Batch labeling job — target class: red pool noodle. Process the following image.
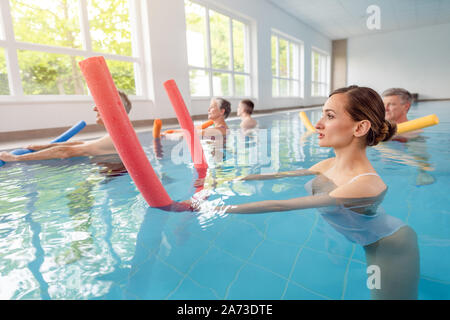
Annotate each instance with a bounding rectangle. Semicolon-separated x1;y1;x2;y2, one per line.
78;56;172;208
163;80;208;171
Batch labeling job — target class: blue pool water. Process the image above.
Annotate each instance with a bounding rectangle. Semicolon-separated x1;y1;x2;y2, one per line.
0;101;449;300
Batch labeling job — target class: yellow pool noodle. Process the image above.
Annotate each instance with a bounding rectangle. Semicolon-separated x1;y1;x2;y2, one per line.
299;111;316;132
396;114;439;134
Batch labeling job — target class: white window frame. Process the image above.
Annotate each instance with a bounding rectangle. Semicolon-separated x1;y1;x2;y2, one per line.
271;30;304;98
185;0;252;99
311;47;330;97
0;0;147;102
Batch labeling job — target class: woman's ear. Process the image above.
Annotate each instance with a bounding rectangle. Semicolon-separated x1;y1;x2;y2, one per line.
354;120;371;137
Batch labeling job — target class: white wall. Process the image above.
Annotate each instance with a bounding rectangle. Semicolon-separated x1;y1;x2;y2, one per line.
347;22;450;100
0;0;331;133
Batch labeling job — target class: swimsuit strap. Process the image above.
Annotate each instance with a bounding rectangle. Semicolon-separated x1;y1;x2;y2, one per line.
347;173;379;184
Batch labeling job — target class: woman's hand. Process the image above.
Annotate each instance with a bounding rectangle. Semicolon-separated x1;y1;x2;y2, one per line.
0;152;18;162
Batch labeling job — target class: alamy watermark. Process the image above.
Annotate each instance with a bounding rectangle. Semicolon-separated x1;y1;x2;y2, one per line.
366;5;381;30
367;265;381;290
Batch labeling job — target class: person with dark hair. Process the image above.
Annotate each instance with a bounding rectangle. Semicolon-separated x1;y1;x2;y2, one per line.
188;85;419;300
0;91;132;162
238;99;257;130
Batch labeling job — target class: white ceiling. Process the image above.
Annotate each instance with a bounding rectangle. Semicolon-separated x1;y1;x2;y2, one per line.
267;0;450;39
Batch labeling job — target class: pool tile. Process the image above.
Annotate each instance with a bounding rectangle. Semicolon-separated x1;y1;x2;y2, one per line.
282;282;329;300
418;277;450;300
418;240;450;282
225;264;286;300
125;258;183;299
188;246;243;298
290;247;348;300
248;239;298;278
160;232;210;274
214;221;263;260
265;213;317;246
168;277;219;300
341;261;371;300
304;218;355;259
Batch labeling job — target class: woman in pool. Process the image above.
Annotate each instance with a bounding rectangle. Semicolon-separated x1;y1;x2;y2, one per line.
189;85;420;300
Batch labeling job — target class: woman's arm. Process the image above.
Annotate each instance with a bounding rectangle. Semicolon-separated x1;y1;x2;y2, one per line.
0;144;89;161
223;194;337;214
237;169;317;181
26;141;85;151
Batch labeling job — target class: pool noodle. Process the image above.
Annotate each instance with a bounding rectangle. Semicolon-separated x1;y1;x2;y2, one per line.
0;120;86;167
299;111;316;132
163;80;208;171
396;114;439;134
153;119;162;138
200;120;214;129
78;56;173;208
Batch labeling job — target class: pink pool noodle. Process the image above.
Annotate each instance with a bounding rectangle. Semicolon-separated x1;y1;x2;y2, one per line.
78;56;172;208
163;80;208;171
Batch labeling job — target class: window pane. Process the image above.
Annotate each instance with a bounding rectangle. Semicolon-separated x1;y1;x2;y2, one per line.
88;0;132;56
271;35;277;76
210;10;230;70
189;69;210;96
280;79;288;96
0;48;10;95
313;52;319;82
290;80;299;97
289;42;299;80
185;0;208;68
320;55;327;83
235;74;250;97
233;20;245;72
17;50;86;95
279;38;287;78
10;0;82;49
272;78;278;97
105;59;136;95
311;82;319;96
212;72;231;96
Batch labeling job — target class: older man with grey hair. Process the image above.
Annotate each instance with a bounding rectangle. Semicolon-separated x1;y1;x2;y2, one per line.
382;88;413;124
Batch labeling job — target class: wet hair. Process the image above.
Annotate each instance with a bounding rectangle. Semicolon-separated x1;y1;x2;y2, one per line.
329;85;397;146
240;99;255;115
118;90;132;114
382;88;413;105
215;97;231;119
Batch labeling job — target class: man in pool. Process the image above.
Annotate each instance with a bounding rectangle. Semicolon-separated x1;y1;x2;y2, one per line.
382;88;417;141
237;99;258;131
0;91;132;162
381;87;435;185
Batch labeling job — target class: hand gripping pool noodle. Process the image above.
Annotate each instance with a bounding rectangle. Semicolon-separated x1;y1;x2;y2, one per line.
78;56;173;208
299;111;316;132
396;114;439;134
163;79;208;171
0;120;86;168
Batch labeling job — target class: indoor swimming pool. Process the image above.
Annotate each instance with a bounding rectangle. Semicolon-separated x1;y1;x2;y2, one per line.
0;101;449;300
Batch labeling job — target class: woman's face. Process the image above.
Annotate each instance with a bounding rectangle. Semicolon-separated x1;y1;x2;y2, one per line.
208;99;223;120
315;93;357;148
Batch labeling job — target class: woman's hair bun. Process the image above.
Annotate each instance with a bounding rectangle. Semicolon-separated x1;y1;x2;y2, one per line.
374;120;397;145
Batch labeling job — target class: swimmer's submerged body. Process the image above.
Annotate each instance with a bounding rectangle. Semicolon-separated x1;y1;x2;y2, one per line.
188;85;420;299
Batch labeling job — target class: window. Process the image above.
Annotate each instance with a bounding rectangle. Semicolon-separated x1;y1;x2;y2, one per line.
271;32;303;98
311;49;330;97
185;0;251;98
0;0;143;97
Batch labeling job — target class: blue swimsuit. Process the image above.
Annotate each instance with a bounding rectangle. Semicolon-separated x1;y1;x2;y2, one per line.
305;173;406;246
